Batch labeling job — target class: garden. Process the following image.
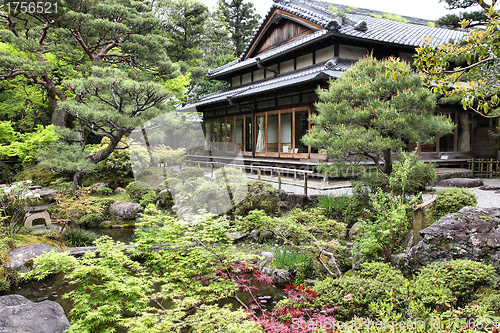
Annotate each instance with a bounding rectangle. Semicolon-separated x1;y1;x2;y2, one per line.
1;146;499;332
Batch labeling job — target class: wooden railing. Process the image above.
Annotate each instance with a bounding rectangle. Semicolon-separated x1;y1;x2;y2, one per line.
468;158;500;178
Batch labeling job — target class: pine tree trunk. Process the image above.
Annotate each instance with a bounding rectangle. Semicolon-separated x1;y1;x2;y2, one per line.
73;171;85;196
383;148;393;175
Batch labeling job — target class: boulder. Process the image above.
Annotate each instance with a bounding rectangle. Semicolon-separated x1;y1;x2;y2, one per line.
256;251;274;270
408;207;500;272
109;201;143;220
271;269;293;285
0;294;69;333
91;182;109;193
225;232;247;242
437;178;484;188
7;244;60;273
348;221;362;240
479;185;500;191
114;187;126;195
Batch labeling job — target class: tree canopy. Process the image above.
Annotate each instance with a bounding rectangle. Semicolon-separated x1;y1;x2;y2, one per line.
415;4;500;117
217;0;261;56
303;56;454;175
0;0;176;126
435;0;494;28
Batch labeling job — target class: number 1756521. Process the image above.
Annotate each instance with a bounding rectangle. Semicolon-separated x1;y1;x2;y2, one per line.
4;2;58;14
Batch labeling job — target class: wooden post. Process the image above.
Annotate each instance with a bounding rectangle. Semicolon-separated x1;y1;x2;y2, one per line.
278;170;282;190
412;197;436;246
258;167;261;180
211;162;214;178
412;209;423;246
304;173;308;196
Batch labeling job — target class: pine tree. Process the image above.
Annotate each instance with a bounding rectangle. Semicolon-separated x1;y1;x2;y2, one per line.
217;0;261;56
435;0;494;28
303;56;454;175
0;0;174;126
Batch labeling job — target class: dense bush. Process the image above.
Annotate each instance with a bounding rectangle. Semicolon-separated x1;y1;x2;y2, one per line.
272;245;314;284
77;212;106;228
359;152;435;196
235;180;280;216
126;181;157;204
15;165;61;186
355;190;416;261
316;194;350;220
92;138;133;188
95;186;113;196
176;166;204;180
429;187;477;221
313;275;389;320
356;262;406;286
62;228;99;247
415;259;496;306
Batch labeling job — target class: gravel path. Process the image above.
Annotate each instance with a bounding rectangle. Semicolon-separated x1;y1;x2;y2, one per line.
266;176;500;208
422;178;500;208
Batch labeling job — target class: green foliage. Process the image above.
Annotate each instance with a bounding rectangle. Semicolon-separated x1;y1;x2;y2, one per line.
94;187;113;196
381;13;409;22
126;181;156;204
217;0;261;55
91;138;133;188
415;6;500;116
304;56;454;175
177;166;204;180
316;194;350;220
355;190;417;261
15;165;61;186
272;245;314;283
235;180;280;216
139;191;158;207
429;187;478;221
343;184;372;228
357;262;406;286
77;212;106;228
0;122;58;164
25;237;152;333
314;275;389;320
62;228;99;247
416;259;497;306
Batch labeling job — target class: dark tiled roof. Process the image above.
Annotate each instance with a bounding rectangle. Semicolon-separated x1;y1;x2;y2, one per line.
208;0;467;78
182;58;353;110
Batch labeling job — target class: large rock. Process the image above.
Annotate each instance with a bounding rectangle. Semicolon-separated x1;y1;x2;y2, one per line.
408;207;500;272
437;178;484;188
7;244;60;273
109;201;143;220
0;295;69;333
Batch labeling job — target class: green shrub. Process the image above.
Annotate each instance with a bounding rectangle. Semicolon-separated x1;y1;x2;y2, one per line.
429;187;477;221
316;194;350;220
356;262;406;286
343;183;371;227
126;181;156;204
272;245;314;284
177;166;204;180
95;186;113;196
314;275;389;320
15;165;61;186
77;212;106;228
139;191;158;207
360;152;435;196
92;197;116;210
235;180;279;216
415;259;496;306
355;190;416;261
62;228;99;247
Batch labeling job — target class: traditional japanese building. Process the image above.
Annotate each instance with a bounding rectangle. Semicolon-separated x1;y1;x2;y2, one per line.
184;0;499;164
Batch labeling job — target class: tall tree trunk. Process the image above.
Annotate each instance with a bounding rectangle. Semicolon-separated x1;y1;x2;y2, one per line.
383;148;393;175
72;170;85;196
